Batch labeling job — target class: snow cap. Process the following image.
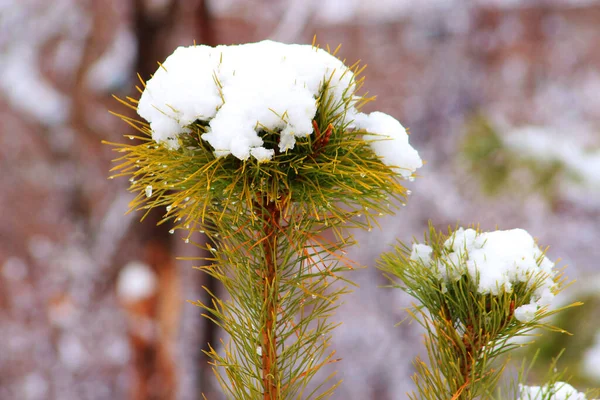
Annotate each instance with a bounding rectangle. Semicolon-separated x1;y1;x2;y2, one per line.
410;228;557;322
137;40;421;177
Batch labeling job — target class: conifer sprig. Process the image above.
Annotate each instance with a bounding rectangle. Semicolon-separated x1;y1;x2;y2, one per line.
378;224;581;400
105;49;414;398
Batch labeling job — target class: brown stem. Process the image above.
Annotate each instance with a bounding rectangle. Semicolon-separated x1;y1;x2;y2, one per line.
260;196;281;400
310;121;333;159
448;299;516;400
440;303;479;400
459;324;478;389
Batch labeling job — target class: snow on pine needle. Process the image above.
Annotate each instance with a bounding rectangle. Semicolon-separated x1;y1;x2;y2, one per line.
136;40;421;168
409;227;557;322
383;226;566;329
106;40;422;237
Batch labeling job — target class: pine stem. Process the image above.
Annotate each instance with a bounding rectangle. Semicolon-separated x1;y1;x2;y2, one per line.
456;323;478;400
260;196;280;400
441;304;478;400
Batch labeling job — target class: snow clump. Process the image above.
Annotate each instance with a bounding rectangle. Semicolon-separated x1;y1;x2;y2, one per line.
518;382;588;400
353;111;422;178
409;228;556;323
137;40;421;177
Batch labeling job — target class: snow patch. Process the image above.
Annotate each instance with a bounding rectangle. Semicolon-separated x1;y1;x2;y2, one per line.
138;41;349;157
85;27;136;93
518;382;587;400
411;228;556;322
354;111;423;178
137;40;421;177
503;126;600;189
21;373;48;400
2;257;28;281
104;336;131;365
583;331;600;380
0;0;90;125
117;261;157;302
514;303;537;323
57;334;88;370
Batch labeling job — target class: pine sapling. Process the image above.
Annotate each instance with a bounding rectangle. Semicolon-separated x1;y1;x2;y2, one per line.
378;224;586;399
105;40;422;399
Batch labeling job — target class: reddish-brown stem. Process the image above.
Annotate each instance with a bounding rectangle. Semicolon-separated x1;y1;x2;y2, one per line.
445;299;516;400
311;121;333;158
260;196;281;400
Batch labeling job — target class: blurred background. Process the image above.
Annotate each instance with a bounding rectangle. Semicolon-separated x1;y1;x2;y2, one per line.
0;0;599;399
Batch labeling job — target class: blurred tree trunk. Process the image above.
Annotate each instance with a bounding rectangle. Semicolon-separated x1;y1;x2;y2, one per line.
191;2;221;398
130;1;181;399
129;1;219;399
